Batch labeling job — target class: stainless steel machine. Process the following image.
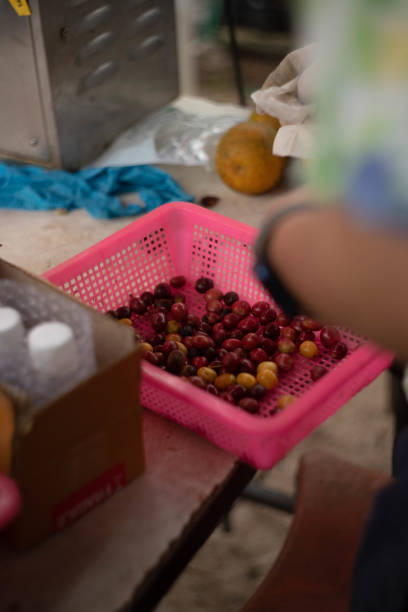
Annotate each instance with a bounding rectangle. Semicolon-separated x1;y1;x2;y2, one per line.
0;0;179;169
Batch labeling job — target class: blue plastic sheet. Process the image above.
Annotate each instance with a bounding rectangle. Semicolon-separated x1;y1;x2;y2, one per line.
0;163;194;219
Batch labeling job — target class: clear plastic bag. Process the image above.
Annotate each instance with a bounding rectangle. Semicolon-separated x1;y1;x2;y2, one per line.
92;104;248;169
153;107;242;167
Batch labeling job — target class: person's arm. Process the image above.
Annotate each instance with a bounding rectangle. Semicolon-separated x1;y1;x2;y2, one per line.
266;203;408;359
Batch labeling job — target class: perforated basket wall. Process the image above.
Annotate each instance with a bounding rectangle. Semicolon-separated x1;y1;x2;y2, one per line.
45;202;393;469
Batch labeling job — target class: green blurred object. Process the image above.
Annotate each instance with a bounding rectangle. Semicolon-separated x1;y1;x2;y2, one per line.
199;1;223;40
302;0;408;201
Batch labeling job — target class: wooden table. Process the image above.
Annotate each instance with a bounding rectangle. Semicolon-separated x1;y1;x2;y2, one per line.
0;159;282;611
0;412;253;612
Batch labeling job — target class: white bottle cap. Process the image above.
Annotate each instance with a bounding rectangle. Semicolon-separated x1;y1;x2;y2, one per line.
0;307;25;353
27;321;79;378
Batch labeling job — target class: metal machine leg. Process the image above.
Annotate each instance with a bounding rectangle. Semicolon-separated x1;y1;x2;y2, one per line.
241;482;295;513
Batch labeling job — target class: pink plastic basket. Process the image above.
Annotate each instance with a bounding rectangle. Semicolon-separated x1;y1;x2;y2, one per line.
44;202;393;469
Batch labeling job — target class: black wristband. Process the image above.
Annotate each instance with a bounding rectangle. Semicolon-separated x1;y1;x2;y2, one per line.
254;204;316;317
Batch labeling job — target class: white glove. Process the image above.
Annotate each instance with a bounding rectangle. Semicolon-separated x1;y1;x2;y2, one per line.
251;44;316;159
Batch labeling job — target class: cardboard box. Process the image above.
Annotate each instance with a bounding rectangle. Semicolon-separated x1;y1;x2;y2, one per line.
0;258;144;549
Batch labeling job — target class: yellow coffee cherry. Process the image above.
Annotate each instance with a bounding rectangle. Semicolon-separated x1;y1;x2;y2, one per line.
278;394;296;410
197;367;217;383
139;342;153;354
167;320;180;334
166;333;182;343
215;373;236;390
236;372;257;390
176;341;188;356
119;318;132;326
299;340;319;359
256;369;278;390
257;361;278;375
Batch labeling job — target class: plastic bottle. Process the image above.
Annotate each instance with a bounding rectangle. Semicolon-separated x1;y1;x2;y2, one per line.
0;307;30;391
27;319;96;406
0;307;24;357
27;321;79;380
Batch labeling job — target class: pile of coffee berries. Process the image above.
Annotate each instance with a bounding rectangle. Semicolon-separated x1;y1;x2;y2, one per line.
107;277;348;414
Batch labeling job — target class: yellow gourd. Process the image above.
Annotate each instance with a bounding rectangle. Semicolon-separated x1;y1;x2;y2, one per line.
215;119;285;195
